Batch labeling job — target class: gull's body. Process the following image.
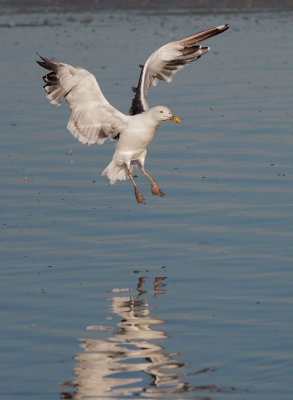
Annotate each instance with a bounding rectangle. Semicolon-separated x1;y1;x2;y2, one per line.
37;24;228;203
103;107;172;182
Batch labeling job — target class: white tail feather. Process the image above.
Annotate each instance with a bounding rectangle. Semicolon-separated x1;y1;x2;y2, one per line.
101;160;128;185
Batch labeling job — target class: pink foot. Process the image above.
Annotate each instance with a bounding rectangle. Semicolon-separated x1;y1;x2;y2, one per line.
151;184;165;197
135;188;145;204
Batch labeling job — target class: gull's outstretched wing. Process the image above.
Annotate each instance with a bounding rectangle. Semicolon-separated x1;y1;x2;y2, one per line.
129;24;229;115
37;55;129;145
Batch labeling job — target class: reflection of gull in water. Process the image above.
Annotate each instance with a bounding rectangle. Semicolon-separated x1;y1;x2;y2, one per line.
59;276;234;399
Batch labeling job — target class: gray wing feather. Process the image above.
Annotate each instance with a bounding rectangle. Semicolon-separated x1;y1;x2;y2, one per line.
129;24;229;115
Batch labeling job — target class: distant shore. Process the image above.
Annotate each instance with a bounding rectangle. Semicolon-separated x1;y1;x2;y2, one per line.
1;0;293;14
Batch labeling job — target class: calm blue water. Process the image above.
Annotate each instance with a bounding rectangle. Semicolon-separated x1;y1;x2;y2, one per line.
1;6;293;400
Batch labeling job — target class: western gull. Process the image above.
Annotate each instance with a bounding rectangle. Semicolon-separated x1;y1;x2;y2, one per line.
37;24;229;203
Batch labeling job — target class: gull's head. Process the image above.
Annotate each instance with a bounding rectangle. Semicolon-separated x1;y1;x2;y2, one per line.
151;106;181;124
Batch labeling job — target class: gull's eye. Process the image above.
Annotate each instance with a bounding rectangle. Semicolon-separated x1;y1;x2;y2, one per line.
160;110;163;113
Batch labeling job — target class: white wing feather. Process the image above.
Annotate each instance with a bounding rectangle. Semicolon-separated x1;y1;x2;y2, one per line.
38;56;129;145
129;24;229;115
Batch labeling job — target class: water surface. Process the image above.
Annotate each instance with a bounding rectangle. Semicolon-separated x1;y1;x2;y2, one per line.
1;4;293;400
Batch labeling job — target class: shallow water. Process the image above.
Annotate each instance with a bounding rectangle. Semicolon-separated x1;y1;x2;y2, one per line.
1;4;293;400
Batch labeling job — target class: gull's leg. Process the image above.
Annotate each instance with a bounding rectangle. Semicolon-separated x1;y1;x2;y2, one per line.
128;168;145;204
141;166;165;197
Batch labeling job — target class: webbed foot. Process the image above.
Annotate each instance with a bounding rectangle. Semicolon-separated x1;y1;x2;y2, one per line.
151;184;165;197
135;188;146;204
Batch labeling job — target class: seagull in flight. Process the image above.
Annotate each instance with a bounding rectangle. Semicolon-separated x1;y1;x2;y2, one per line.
37;24;229;203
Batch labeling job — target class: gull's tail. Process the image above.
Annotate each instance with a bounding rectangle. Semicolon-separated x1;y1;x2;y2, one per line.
101;160;129;185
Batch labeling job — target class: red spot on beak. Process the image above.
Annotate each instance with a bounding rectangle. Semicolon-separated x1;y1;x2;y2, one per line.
171;115;180;123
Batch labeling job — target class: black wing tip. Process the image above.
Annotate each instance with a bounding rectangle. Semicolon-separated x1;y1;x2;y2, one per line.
36;52;46;64
218;24;229;32
36;53;57;71
36;52;50;61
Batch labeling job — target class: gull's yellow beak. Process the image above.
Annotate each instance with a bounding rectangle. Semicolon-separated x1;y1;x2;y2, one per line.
170;115;181;124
